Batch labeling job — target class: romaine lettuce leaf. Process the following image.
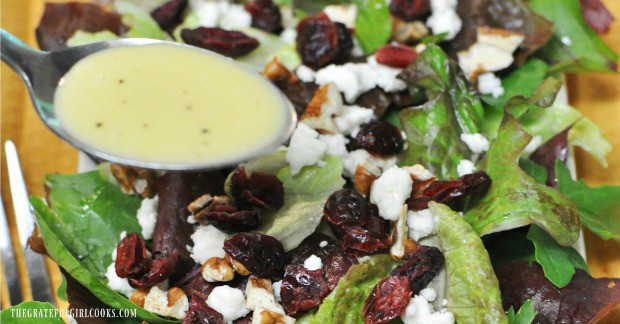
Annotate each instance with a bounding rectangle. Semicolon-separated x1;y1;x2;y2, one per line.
30;171;175;323
463;114;581;246
67;30;120;47
236;152;346;250
432;202;507;324
114;0;167;40
1;302;64;324
520;101;611;167
304;254;395;323
354;0;391;54
556;161;620;242
529;0;618;73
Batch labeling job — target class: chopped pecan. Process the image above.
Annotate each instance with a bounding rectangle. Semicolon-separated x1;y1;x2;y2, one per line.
109;164;156;198
261;58;298;85
181;27;260;58
391;17;429;43
354;164;377;197
300;84;344;134
202;257;235;282
130;289;149;308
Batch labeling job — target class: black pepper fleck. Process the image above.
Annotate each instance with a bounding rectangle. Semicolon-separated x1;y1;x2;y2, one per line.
201;128;209;134
142;123;149;128
185;105;192;110
119;79;124;84
95;122;103;128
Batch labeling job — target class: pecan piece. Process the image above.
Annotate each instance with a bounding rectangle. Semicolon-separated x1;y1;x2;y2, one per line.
181;27;259;58
109;164;156;198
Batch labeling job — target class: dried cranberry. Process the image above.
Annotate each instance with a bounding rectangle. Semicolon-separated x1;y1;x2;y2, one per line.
181;27;259;58
223;233;286;279
363;276;412;324
324;189;370;229
322;252;355;290
245;0;283;34
333;22;353;63
366;204;391;235
183;295;224;324
197;208;262;233
297;12;351;69
151;0;187;31
342;228;391;256
406;171;492;209
280;265;330;316
115;233;150;278
375;44;418;68
230;168;284;210
391;246;444;294
129;254;179;289
355;121;404;156
389;0;430;22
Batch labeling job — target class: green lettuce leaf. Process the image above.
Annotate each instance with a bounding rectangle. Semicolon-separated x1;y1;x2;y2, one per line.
520;102;611;167
463;114;580;246
31;171;174;323
243;153;345;250
354;0;392;54
399;96;470;179
529;0;618;73
67;30;120;47
238;28;301;71
556;161;620;242
431;202;507;324
519;158;548;185
292;0;347;15
398;45;484;178
1;302;64;324
114;0;167;40
305;255;395;323
507;299;537;324
526;225;589;288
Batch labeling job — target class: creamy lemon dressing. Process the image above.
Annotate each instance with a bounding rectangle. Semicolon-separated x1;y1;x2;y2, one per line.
54;43;287;166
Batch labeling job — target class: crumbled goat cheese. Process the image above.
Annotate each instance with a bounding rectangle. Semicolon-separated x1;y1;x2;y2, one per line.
192;1;251;30
442;299;449;307
460;133;490;154
296;65;316;82
272;280;283;303
303;255;323;271
319;134;349;159
457;159;477;177
314;57;407;102
403;164;435;181
477;72;505;98
189;225;228;264
136;195;158;240
426;0;462;40
370;167;414;221
187;215;196;224
324;4;357;28
351;37;365;57
280;27;297;44
286;123;327;175
279;5;299;28
206;286;251;322
105;263;135;298
401;295;455;324
407;209;436;241
524;135;543;154
419;287;437;302
334;105;375;136
458;27;525;76
342;149;397;179
561;36;573;46
319;241;329;248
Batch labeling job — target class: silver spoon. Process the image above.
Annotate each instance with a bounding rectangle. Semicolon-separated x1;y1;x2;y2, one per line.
1;29;296;171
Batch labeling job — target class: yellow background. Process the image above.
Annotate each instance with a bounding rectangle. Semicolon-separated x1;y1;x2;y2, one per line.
1;0;619;321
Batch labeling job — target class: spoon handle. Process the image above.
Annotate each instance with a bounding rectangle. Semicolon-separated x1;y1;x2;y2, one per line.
1;29;42;83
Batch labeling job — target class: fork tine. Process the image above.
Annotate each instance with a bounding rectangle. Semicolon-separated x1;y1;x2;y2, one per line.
0;195;24;305
4;140;55;305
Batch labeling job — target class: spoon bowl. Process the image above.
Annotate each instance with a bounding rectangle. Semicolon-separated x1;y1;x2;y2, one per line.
1;29;296;171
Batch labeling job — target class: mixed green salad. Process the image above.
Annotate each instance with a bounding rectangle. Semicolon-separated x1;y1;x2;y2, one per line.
3;0;620;323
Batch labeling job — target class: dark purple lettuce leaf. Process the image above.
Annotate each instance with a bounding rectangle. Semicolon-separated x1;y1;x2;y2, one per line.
452;0;553;64
495;261;620;324
35;2;127;51
152;171;225;283
529;125;571;188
